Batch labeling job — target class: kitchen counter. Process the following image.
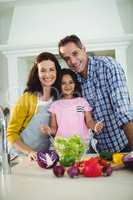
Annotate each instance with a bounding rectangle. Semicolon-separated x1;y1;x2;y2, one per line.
0;156;133;200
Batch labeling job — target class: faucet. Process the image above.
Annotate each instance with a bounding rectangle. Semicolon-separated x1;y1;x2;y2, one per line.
0;107;11;174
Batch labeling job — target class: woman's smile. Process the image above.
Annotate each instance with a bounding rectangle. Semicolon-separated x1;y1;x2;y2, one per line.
38;60;57;87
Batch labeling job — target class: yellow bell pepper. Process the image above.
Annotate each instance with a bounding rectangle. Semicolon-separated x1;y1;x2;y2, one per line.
112;153;124;165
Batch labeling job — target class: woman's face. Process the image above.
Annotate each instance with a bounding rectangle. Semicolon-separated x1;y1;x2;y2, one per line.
61;74;75;98
38;60;57;87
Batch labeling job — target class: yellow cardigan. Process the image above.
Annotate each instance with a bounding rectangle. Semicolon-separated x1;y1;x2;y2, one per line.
7;92;37;144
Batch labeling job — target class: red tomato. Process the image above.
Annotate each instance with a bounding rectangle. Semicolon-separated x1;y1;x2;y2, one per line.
99;158;107;167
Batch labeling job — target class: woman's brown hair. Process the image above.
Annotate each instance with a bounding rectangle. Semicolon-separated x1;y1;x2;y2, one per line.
24;52;61;99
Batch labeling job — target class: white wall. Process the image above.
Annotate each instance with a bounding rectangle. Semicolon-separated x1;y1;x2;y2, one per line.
8;0;124;45
0;7;13;106
0;0;133;106
117;0;133;103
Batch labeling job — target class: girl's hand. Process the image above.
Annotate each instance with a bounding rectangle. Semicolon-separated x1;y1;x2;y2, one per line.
94;122;104;133
40;125;52;135
28;151;37;161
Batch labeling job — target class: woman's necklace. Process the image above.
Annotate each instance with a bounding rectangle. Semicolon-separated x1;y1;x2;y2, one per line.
38;87;51;101
39;94;51;101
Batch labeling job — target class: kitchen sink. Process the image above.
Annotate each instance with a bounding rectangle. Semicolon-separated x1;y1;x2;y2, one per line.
0;154;19;173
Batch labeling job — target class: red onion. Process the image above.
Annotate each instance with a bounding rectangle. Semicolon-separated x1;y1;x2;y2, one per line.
67;166;80;178
53;165;65;177
102;165;113;176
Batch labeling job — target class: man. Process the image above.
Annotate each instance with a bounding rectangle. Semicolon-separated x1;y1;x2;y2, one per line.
58;34;133;153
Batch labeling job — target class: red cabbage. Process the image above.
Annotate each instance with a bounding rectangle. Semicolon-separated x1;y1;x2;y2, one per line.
37;150;59;169
122;154;133;170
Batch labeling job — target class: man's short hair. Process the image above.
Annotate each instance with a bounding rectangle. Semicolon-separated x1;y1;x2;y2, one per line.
58;35;83;56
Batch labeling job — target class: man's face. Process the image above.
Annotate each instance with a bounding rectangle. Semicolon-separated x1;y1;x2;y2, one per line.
59;42;88;74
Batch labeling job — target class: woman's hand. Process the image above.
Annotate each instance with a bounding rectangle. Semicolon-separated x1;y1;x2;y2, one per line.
40;125;52;135
28;151;37;161
94;122;104;133
13;139;37;161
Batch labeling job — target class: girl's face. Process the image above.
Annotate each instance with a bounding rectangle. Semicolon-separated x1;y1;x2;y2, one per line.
61;74;75;98
38;60;57;87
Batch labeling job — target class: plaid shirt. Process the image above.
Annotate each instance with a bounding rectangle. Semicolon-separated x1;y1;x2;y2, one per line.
77;56;133;152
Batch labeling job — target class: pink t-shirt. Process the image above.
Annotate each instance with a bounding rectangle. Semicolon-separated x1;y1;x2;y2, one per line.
48;97;92;142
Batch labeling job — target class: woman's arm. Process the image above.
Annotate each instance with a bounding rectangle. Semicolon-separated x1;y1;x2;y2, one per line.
84;111;103;133
7;93;33;144
7;93;37;160
13;139;37;161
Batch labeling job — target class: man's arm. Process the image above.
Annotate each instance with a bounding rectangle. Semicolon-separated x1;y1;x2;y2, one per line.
105;58;133;150
122;122;133;150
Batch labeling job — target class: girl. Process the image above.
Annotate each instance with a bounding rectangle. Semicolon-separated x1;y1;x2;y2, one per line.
41;68;103;143
7;52;61;161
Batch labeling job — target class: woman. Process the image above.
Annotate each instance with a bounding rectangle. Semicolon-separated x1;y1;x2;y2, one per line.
7;52;61;161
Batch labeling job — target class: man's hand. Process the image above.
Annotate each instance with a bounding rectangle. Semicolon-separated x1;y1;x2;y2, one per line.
94;121;104;133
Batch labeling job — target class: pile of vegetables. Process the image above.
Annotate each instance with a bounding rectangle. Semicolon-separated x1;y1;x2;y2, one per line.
52;157;113;178
36;150;113;178
36;135;86;169
76;157;112;177
53;135;87;167
37;135;130;178
100;151;133;171
36;147;133;179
